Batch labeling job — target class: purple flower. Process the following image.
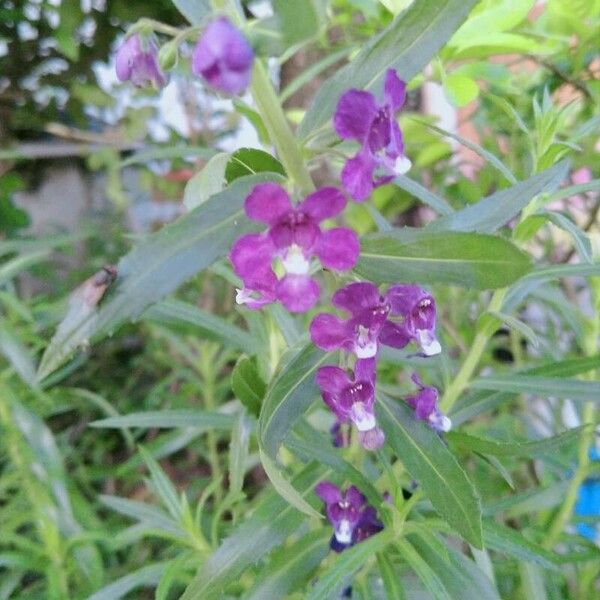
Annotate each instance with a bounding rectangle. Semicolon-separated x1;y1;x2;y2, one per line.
230;183;359;313
406;373;451;432
115;34;167;88
315;481;383;552
333;69;411;201
192;16;254;95
316;359;384;450
310;282;440;359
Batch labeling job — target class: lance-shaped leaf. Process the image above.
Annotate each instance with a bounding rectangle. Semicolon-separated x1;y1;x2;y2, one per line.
299;0;478;138
427;160;569;233
355;229;532;289
37;174;279;380
377;394;483;547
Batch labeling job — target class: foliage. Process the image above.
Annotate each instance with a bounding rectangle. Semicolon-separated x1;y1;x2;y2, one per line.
1;0;599;598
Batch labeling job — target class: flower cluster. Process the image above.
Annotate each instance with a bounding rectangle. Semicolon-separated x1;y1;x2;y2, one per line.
315;481;383;552
116;16;253;95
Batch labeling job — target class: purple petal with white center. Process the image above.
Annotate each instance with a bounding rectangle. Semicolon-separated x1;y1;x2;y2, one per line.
301;187;347;222
244;183;291;224
384;69;406;111
341;151;376;201
340;380;374;413
315;228;360;271
235;269;277;310
275;274;320;312
333;90;378;142
332;282;381;315
310;313;351;352
315;481;342;504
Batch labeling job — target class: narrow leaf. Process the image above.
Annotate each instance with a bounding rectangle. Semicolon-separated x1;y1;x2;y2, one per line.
231;355;266;416
89;410;235;430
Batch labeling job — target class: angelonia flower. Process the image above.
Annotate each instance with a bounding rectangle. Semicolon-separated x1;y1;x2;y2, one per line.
315;481;383;552
230;183;359;313
333;69;411;201
115;33;168;88
192;16;254;95
310;282;441;359
406;373;451;433
316;358;385;450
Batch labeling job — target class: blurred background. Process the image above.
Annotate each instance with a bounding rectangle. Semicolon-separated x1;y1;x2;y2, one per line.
0;0;598;597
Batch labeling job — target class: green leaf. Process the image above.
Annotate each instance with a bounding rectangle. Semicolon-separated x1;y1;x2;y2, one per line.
470;374;600;402
118;145;214;167
259;344;329;459
259;449;322;518
444;74;479;107
37;174;279;380
181;463;328;600
183;152;230;211
307;530;394;600
87;562;169;600
89;410;235;430
544;211;593;264
355;229;532;289
228;412;252;498
272;0;321;47
409;536;501;600
298;0;478;138
396;538;452;600
393;175;454;215
447;426;586;459
144;299;258;354
0;324;38;388
224;148;286;183
233;100;270;145
231;355;266;417
482;520;560;570
452;355;600;425
378;394;483;547
246;530;330;600
487;310;539;350
377;553;406;600
138;445;181;521
0;250;50;286
171;0;211;25
427;160;569;233
483;480;570;518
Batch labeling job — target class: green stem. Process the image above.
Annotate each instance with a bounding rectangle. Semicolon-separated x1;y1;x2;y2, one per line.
440;288;507;412
212;0;314;194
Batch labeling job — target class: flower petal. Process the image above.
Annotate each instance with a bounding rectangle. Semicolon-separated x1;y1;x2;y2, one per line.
315;481;342;505
384;69;406;111
276;274;320;312
332;282;381;315
341;151;376;202
315;228;360;271
354;358;377;383
358;427;385;450
301;187;347;221
230;233;274;280
345;486;366;510
378;321;411;350
316;365;352;396
245;183;292;224
333;90;378;142
310;313;351;351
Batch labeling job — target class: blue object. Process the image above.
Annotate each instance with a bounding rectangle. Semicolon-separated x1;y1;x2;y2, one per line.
574;448;600;541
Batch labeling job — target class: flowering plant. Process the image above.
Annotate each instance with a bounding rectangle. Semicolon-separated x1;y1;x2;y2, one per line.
24;0;600;598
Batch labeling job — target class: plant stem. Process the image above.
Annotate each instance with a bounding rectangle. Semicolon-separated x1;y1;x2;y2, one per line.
440;288;507;412
212;0;314;194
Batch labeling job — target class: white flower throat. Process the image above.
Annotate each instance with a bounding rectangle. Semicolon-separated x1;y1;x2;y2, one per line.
282;244;310;275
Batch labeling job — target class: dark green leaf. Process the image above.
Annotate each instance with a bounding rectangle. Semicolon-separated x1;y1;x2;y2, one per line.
225;148;286;183
470;374;600;402
145;299;258;354
307;530;394;600
37;174;279;380
427;160;569;233
89;410;235;430
181;463;328;600
299;0;478;138
231;355;266;417
355;229;532;289
378;394;483;547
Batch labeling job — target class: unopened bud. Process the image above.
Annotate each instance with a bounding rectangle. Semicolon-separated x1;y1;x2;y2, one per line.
158;41;178;71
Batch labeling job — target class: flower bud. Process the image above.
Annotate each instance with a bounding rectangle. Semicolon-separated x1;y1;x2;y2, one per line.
115;33;168;89
158;41;178;71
